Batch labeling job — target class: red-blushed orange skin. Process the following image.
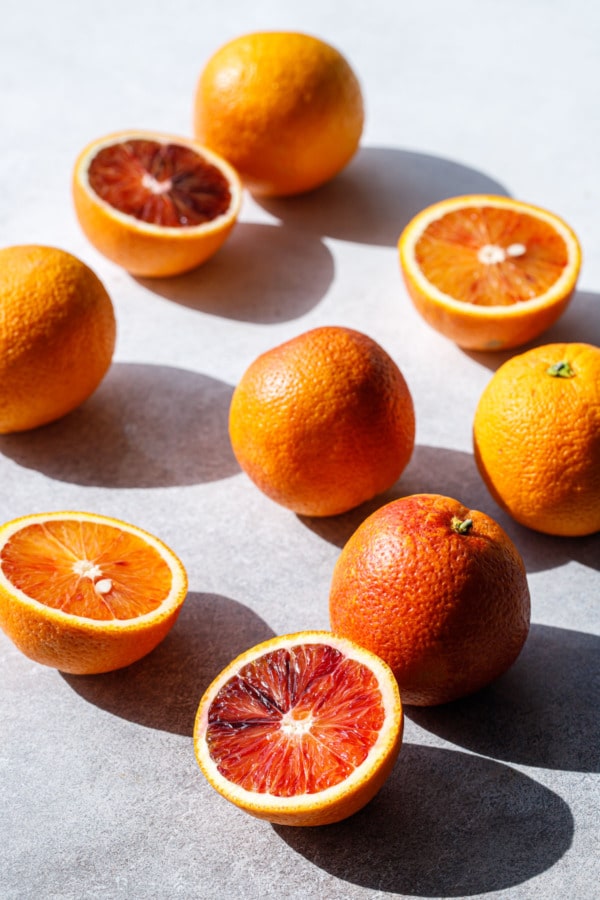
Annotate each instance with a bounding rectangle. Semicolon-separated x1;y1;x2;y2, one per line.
229;326;416;517
329;494;531;706
473;343;600;536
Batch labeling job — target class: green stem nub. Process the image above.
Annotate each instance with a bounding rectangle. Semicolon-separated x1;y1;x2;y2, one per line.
451;516;473;535
547;360;575;378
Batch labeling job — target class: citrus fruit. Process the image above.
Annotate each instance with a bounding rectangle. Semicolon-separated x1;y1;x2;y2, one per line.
0;511;188;674
193;32;364;197
398;194;581;350
72;130;242;277
473;342;600;536
228;326;415;517
0;245;116;433
329;493;531;706
193;631;403;826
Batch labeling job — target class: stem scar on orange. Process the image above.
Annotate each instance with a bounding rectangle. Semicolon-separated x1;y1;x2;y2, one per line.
72;130;242;277
0;512;188;674
473;342;600;536
228;326;416;517
193;631;403;826
329;494;531;706
398;194;581;350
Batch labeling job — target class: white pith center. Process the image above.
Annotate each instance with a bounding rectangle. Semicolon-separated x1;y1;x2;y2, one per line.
72;559;113;594
477;242;527;264
280;710;314;738
141;172;172;195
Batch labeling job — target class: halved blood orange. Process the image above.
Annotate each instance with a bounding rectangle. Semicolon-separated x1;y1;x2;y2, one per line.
398;195;581;350
0;511;188;674
194;631;403;826
72;130;243;277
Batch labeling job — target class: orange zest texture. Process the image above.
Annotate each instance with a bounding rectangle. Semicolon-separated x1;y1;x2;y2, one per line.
194;32;364;197
473;342;600;536
329;494;531;706
229;326;415;517
0;245;115;433
194;632;403;825
398;195;581;350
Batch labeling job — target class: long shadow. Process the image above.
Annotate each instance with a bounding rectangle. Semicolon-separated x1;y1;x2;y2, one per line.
0;362;239;488
274;744;573;896
135;221;334;323
257;145;510;246
61;593;275;736
465;289;600;372
407;623;600;772
300;443;599;573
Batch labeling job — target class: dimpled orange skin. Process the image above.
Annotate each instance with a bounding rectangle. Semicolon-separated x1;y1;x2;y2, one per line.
329;494;531;706
229;327;416;517
0;246;116;433
473;343;600;536
194;32;364;197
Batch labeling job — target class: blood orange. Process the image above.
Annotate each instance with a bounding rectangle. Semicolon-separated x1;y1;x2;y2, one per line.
0;511;188;674
329;494;531;705
72;130;242;277
194;631;403;826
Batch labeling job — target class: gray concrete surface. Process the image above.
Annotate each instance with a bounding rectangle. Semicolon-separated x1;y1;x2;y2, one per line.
1;1;599;897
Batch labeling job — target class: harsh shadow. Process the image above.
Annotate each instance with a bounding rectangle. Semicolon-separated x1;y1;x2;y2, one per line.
299;444;600;573
406;624;600;773
465;289;600;372
61;593;275;736
135;221;334;323
274;744;573;896
257;146;510;246
0;362;239;488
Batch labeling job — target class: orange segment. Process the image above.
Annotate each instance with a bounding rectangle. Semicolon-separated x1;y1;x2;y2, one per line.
194;632;403;825
398;195;581;350
0;512;188;674
72;130;242;277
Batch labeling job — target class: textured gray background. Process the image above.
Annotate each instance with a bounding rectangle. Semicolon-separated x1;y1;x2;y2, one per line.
1;1;599;898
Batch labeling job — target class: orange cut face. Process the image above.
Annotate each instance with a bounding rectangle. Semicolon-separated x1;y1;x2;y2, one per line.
204;643;385;796
414;206;570;306
0;519;173;620
87;139;233;227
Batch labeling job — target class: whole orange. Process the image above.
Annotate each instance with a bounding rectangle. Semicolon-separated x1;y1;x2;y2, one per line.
329;494;531;705
229;326;415;517
0;245;116;433
193;32;364;197
473;342;600;536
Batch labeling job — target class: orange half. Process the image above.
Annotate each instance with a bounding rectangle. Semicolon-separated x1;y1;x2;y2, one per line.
398;194;581;350
0;511;188;674
73;130;243;277
194;631;403;826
